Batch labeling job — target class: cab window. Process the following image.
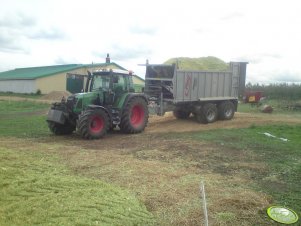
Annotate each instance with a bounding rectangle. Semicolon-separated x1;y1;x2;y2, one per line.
91;75;110;90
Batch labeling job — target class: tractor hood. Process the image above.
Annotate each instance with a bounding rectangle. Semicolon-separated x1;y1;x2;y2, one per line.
70;91;103;114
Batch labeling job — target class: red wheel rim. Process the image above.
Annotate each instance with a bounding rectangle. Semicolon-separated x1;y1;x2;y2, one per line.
131;105;144;127
90;116;104;133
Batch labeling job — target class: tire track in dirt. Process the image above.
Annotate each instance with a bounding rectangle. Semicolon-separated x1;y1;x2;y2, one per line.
146;112;301;133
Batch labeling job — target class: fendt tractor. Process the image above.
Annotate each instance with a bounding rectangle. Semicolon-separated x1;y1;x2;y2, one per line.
47;69;148;139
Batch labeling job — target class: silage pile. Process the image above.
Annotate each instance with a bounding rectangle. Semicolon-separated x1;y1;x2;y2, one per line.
40;91;72;101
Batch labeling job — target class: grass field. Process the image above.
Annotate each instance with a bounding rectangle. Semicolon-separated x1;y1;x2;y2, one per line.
0;99;300;225
0;100;50;138
0;99;49;113
0;92;43;99
185;124;301;211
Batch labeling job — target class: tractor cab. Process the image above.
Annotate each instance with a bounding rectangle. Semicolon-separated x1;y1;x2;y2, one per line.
86;69;135;106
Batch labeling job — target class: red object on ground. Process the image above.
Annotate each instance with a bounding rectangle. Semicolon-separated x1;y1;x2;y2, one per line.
244;91;263;103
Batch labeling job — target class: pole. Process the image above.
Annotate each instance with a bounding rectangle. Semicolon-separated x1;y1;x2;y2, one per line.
200;181;209;226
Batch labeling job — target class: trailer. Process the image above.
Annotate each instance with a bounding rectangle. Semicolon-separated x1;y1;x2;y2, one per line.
145;62;248;123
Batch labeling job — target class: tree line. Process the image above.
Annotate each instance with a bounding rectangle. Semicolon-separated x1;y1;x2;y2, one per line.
245;83;301;100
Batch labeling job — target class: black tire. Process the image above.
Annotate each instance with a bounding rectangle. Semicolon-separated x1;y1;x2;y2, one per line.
218;101;235;120
194;112;203;123
120;97;148;133
48;121;75;135
78;109;109;139
196;103;218;124
47;103;75;135
173;108;191;119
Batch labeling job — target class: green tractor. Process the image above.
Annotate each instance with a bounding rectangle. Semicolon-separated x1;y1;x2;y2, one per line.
47;69;149;139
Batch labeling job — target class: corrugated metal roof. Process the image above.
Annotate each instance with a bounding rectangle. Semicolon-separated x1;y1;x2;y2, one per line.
0;63;126;80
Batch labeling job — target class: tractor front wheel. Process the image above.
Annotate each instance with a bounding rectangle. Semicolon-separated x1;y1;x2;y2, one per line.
78;109;109;139
48;121;75;135
120;97;149;133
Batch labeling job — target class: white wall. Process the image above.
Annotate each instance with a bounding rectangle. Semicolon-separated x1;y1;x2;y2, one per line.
0;79;37;93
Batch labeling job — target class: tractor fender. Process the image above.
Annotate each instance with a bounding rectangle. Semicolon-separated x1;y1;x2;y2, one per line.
122;93;148;111
87;105;112;121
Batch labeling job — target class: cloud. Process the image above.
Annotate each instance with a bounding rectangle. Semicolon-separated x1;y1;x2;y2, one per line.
0;13;36;53
261;53;282;59
272;71;301;83
0;12;67;54
195;27;209;34
0;12;36;28
220;12;244;21
235;53;282;64
93;44;152;61
54;56;80;65
28;27;67;40
129;25;157;35
0;29;29;53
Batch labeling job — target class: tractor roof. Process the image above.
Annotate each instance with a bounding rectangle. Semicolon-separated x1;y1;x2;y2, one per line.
92;68;132;75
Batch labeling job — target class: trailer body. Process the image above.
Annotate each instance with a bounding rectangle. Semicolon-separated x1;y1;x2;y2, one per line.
145;62;247;123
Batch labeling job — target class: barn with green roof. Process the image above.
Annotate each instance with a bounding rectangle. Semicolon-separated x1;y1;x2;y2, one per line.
0;55;145;94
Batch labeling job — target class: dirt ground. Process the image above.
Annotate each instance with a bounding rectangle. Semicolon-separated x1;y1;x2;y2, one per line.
146;111;301;133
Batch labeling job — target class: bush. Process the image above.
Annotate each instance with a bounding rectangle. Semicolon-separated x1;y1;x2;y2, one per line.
36;89;41;95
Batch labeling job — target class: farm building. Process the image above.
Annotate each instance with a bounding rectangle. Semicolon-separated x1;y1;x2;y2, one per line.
0;55;145;94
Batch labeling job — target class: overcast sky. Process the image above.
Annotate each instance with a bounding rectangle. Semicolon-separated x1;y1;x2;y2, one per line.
0;0;300;84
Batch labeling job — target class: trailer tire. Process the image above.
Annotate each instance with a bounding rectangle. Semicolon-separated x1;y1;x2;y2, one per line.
120;97;148;133
78;109;109;139
196;103;218;124
218;101;235;120
173;108;191;119
194;112;204;124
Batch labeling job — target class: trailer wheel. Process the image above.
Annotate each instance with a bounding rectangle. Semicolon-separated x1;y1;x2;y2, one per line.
173;108;191;119
120;97;149;133
196;103;218;124
78;109;109;139
218;101;235;120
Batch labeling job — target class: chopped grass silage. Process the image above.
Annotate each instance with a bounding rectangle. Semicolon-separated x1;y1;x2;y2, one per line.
0;147;155;226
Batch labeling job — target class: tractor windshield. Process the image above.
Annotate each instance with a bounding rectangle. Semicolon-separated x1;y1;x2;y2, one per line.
90;74;111;91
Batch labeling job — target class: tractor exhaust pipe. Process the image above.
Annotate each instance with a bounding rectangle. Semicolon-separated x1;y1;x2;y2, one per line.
85;71;92;92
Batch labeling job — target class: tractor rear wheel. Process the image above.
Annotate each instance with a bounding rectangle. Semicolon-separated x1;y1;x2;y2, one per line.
218;101;235;120
48;121;75;135
120;97;148;133
78;109;109;139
